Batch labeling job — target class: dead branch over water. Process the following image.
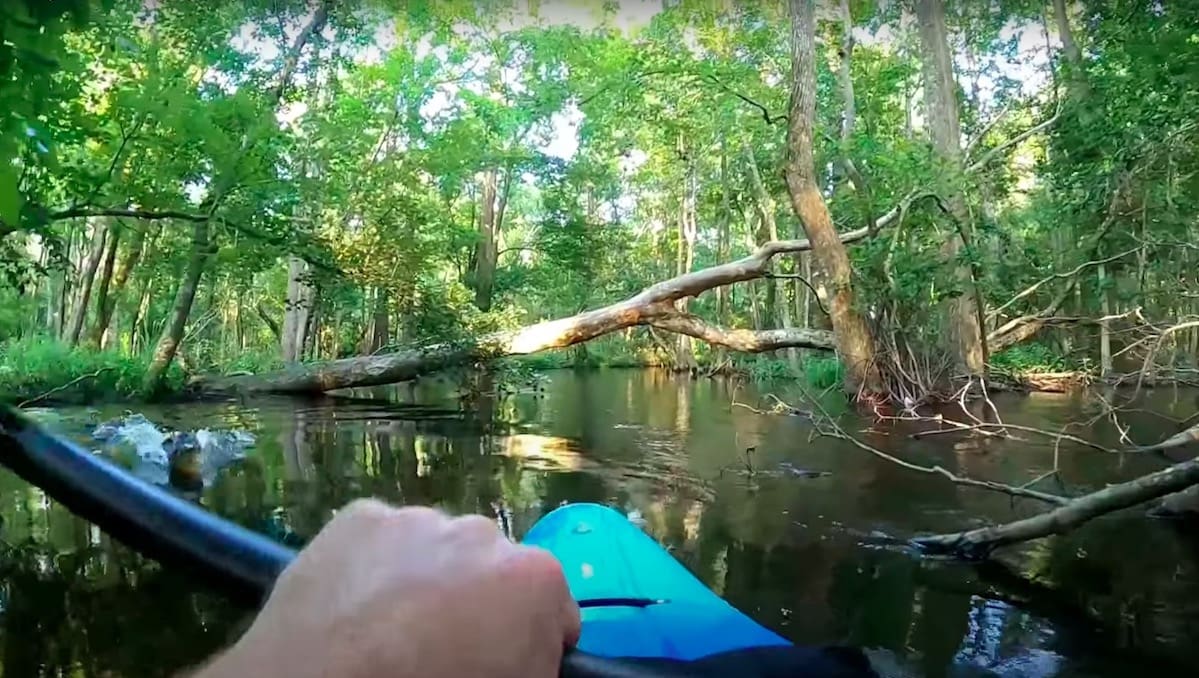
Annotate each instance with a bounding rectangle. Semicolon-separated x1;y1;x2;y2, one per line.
738;386;1199;560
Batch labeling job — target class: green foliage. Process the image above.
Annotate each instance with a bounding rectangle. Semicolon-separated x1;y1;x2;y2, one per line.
4;0;1199;397
0;336;184;403
989;344;1068;374
221;349;283;375
802;357;845;390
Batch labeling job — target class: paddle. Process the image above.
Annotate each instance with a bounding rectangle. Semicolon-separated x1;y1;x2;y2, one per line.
0;407;634;678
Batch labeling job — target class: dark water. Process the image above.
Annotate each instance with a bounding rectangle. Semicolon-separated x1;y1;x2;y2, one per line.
6;370;1199;677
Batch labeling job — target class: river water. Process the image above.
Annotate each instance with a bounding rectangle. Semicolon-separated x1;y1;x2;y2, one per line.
4;369;1199;677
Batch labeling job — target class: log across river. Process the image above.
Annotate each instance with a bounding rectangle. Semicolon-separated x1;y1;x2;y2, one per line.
9;370;1199;676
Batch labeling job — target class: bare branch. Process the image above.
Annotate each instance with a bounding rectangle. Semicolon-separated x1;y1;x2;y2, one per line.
764;272;829;316
754;389;1068;506
1133;320;1199;398
963;100;1014;158
965;102;1063;174
909;419;1122;454
987;246;1141;321
49;207;210;222
648;312;834;352
17;368;116;408
915;455;1199;558
269;1;332;103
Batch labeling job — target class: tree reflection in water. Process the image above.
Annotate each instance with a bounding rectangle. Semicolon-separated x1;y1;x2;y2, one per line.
3;371;1199;676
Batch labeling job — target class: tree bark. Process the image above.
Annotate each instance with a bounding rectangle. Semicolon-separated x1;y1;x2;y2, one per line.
916;0;986;377
196;236;843;394
66;220;108;346
142;220;210;393
783;0;880;393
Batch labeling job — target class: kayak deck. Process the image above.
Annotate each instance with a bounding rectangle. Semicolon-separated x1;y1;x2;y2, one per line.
523;503;790;660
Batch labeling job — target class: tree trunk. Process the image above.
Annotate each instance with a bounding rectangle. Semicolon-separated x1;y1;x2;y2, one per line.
716;137;731;327
370;288;390;353
783;0;879;394
143;220;210;393
140;3;328;389
674;146;698;372
1052;0;1081;67
741;212;764;330
1098;261;1112;376
798;253;812;329
472;169;506;312
916;0;986;377
743;141;797;369
96;224;147;349
303;293;320;360
256;302;281;341
88;226;121;348
129;277;152;353
66;220;108;346
281;256;313;363
837;0;856;143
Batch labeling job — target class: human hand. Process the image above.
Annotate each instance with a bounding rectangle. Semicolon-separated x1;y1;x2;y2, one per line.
194;499;580;678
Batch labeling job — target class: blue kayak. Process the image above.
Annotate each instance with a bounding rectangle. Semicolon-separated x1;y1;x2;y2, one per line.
523;503;791;661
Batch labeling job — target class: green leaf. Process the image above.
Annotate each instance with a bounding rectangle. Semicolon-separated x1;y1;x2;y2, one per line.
0;165;20;226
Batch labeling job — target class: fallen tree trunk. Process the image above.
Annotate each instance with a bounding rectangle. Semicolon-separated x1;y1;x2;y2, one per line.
195;237;843;394
914;455;1199;559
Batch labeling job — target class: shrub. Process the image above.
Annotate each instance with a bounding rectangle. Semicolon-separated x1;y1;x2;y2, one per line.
802;356;844;389
0;336;185;403
989;343;1068;373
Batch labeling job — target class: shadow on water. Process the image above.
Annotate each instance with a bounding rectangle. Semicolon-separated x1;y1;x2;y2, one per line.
5;370;1199;676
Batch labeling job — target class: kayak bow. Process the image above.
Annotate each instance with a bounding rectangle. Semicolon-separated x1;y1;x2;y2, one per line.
0;408;873;678
525;503;790;660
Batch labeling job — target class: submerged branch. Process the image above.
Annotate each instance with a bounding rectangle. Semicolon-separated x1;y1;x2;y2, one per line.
17;368;116;408
915;456;1199;558
909;418;1122;454
747;391;1069;506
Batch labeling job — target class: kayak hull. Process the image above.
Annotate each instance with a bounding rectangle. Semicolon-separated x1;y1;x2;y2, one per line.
523;503;790;660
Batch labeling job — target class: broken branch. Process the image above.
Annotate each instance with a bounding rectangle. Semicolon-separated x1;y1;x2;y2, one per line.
915;455;1199;558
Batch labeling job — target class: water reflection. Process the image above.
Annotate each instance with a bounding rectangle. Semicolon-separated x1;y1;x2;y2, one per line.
2;370;1199;676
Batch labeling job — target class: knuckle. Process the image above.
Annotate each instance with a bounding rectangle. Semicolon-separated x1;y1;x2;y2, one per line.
393;505;445;527
339;498;394;522
449;514;501;541
506;545;566;583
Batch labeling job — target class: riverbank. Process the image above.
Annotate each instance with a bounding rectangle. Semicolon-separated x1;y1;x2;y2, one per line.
0;338;187;406
5;335;1192;406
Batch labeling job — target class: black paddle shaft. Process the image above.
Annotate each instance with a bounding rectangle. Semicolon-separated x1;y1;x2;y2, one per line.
0;408;666;678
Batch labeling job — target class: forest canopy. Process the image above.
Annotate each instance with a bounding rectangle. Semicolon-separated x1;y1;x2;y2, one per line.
2;0;1198;400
